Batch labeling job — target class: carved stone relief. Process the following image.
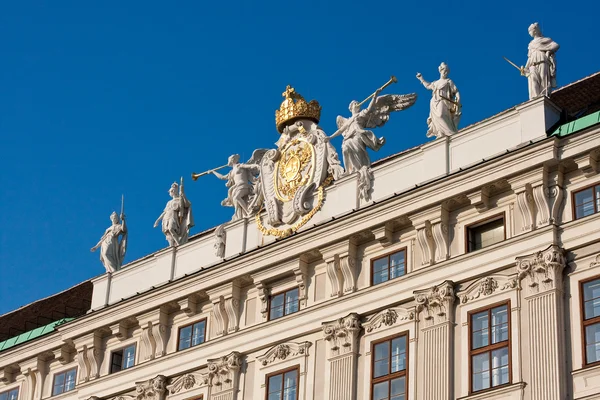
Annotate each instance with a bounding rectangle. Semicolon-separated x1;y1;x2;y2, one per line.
457;274;519;304
516;244;566;294
257;342;311;367
322;313;362;356
414;280;455;326
364;307;415;333
135;375;167;400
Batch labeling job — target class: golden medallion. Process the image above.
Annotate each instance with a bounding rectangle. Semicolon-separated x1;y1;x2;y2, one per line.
274;138;315;202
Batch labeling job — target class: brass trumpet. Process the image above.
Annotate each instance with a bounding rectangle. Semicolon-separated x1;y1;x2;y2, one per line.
191;164;229;181
357;75;398;107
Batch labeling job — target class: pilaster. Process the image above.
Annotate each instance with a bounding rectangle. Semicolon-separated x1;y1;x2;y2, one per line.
322;313;362;400
203;352;243;400
515;244;566;400
413;280;455;400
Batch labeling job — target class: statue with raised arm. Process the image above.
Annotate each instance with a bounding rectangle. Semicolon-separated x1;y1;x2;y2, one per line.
153;179;194;247
328;78;417;174
211;150;268;221
523;22;559;99
416;62;461;139
91;209;127;273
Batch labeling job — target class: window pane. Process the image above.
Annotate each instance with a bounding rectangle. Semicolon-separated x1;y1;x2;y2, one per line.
111;351;123;373
472;370;490;392
390;377;406;400
179;325;192;350
491;306;509;343
373;381;389;400
584;280;600;320
374;341;390;378
192;321;206;346
586;323;600;364
469;218;504;251
53;373;65;396
575;188;595;218
123;345;136;369
268;374;282;395
285;289;299;315
391;337;406;372
373;258;389;273
373;268;389;285
472;311;489;349
283;370;297;400
64;369;76;392
270;294;285;320
390;252;405;279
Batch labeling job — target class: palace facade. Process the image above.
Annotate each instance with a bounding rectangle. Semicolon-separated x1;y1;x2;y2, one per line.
1;71;600;400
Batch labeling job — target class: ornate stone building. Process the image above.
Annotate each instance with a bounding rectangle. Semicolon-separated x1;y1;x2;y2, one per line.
1;71;600;400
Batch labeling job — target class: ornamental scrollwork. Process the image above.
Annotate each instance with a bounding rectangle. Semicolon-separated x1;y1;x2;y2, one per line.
257;342;311;366
458;275;518;304
167;372;205;395
413;280;455;325
135;375;167;400
516;244;566;293
364;307;415;333
322;313;362;352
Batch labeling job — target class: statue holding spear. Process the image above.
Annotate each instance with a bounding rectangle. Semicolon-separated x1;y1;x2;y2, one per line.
91;196;128;273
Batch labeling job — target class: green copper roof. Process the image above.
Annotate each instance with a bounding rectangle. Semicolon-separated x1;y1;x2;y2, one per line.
551;110;600;137
0;318;74;352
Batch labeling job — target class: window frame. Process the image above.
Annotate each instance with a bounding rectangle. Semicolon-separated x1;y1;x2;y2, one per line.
51;367;78;396
370;248;408;286
109;343;137;374
580;275;600;368
264;365;300;400
464;212;506;253
467;300;512;395
369;331;409;400
572;182;600;220
267;287;300;321
0;388;19;400
176;318;208;351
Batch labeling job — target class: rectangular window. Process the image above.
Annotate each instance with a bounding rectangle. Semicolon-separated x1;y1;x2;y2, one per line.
178;319;207;351
269;288;299;321
52;367;77;396
371;249;407;286
469;303;510;393
467;216;505;253
582;277;600;366
110;344;136;373
371;333;408;400
0;389;19;400
266;366;299;400
573;184;600;220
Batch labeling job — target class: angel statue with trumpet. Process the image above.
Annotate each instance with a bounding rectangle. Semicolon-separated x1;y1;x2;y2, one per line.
91;196;127;273
192;150;268;221
327;76;417;175
154;178;194;247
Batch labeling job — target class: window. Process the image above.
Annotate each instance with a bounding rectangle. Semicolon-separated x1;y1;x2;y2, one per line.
573;184;600;220
371;334;408;400
110;344;136;373
469;303;510;393
582;277;600;366
178;319;207;351
372;249;407;286
269;288;299;321
0;389;19;400
467;215;505;252
266;367;299;400
52;368;77;396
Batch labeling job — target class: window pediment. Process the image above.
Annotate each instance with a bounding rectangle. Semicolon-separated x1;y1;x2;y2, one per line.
364;307;414;334
457;274;518;304
257;341;311;367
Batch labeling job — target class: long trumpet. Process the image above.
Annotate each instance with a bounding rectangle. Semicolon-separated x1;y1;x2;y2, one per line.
191;164;229;181
357;75;398;107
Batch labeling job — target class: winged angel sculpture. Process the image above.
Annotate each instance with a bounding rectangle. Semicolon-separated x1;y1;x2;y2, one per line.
328;78;417;200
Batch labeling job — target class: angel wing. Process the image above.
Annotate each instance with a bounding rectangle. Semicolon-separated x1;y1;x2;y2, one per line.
361;93;418;129
247;148;270;165
336;115;349;130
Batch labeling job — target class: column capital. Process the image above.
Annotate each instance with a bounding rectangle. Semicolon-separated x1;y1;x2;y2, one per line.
414;280;455;326
516;244;566;295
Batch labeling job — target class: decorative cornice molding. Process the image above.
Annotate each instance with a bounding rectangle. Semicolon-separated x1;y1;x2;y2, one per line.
590;254;600;269
322;313;362;355
364;307;414;333
516;244;566;293
458;275;519;304
257;342;311;366
135;375;167;400
414;280;455;325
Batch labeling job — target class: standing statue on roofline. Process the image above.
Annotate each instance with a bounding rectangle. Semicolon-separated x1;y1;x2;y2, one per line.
416;62;461;139
91;196;127;273
504;22;559;99
154;178;194;247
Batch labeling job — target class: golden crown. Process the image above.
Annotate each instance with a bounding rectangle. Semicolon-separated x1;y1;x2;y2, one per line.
275;85;321;133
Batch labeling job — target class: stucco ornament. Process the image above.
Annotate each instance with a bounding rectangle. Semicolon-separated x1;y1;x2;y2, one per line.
523;23;559;99
91;210;127;273
135;375;167;400
416;62;461;138
213;224;226;258
256;85;344;237
153;179;194;247
211;150;268;221
328;84;417;174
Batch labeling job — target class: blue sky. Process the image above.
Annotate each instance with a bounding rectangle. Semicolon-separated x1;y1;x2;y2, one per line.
1;0;598;316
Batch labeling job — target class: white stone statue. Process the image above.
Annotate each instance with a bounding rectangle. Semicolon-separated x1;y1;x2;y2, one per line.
91;211;127;273
328;87;417;174
523;22;559;99
214;224;226;258
211;150;268;221
416;62;461;138
153;179;194;247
